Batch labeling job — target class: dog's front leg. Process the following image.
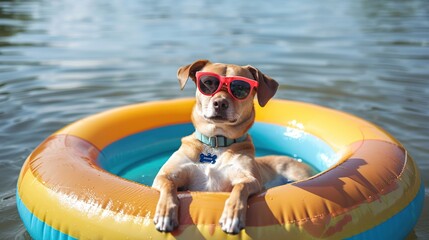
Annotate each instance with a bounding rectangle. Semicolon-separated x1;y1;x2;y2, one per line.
152;151;191;232
219;179;261;234
153;175;180;232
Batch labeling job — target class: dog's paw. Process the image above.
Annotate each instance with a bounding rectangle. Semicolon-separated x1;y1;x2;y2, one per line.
154;215;178;232
219;198;246;234
153;197;179;232
219;216;244;234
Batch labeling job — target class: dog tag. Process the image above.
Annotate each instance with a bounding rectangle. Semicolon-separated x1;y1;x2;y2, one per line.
199;153;217;164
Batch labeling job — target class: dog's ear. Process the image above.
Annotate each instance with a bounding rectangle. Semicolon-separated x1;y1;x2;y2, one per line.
245;65;279;107
177;59;210;90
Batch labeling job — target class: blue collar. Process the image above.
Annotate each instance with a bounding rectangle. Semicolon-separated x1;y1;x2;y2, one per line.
194;131;248;148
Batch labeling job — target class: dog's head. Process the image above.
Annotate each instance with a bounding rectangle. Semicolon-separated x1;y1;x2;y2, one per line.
177;59;278;138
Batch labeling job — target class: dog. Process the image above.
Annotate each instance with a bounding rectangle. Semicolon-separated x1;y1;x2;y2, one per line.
152;60;314;234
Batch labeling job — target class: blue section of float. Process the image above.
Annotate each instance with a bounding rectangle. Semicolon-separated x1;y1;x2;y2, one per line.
347;182;425;240
98;123;195;185
16;191;75;240
98;122;336;186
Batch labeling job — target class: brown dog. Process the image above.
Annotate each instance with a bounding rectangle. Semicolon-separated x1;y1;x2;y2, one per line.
152;60;313;234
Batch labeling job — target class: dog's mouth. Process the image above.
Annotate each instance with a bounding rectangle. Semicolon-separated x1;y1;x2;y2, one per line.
204;115;238;124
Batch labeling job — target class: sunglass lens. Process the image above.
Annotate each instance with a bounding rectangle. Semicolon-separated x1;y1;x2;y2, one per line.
199;76;220;94
230;80;251;99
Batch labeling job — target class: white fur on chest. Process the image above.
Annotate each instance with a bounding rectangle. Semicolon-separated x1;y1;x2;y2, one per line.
187;146;234;192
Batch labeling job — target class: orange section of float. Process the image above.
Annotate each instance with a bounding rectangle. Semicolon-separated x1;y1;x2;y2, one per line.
58;99;195;150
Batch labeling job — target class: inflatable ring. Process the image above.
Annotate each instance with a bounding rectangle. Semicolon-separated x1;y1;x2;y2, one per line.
17;98;423;239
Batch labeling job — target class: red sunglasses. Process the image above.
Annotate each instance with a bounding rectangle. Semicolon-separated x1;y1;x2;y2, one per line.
196;72;258;100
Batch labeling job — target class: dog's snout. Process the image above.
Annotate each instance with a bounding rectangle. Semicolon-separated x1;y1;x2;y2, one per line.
213;99;229;111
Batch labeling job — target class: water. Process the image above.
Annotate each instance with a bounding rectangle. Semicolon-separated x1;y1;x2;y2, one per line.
1;0;428;238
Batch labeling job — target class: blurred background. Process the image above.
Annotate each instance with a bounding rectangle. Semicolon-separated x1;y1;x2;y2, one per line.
0;0;428;239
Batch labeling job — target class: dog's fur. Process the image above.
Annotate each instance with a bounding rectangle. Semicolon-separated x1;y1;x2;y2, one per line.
152;60;313;234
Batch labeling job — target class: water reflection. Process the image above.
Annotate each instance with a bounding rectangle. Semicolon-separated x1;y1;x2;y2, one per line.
0;1;31;38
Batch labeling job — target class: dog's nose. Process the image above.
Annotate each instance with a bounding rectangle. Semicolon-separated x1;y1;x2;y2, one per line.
213;99;229;111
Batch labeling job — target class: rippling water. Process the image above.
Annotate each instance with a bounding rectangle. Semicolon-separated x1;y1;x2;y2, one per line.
1;0;428;239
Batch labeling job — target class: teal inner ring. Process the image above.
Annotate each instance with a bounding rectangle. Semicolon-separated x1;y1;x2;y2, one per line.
98;122;336;186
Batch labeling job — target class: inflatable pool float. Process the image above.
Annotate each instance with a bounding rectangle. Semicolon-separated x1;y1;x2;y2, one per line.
16;98;423;239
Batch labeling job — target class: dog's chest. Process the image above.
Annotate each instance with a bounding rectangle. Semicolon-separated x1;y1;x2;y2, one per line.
187;146;235;192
